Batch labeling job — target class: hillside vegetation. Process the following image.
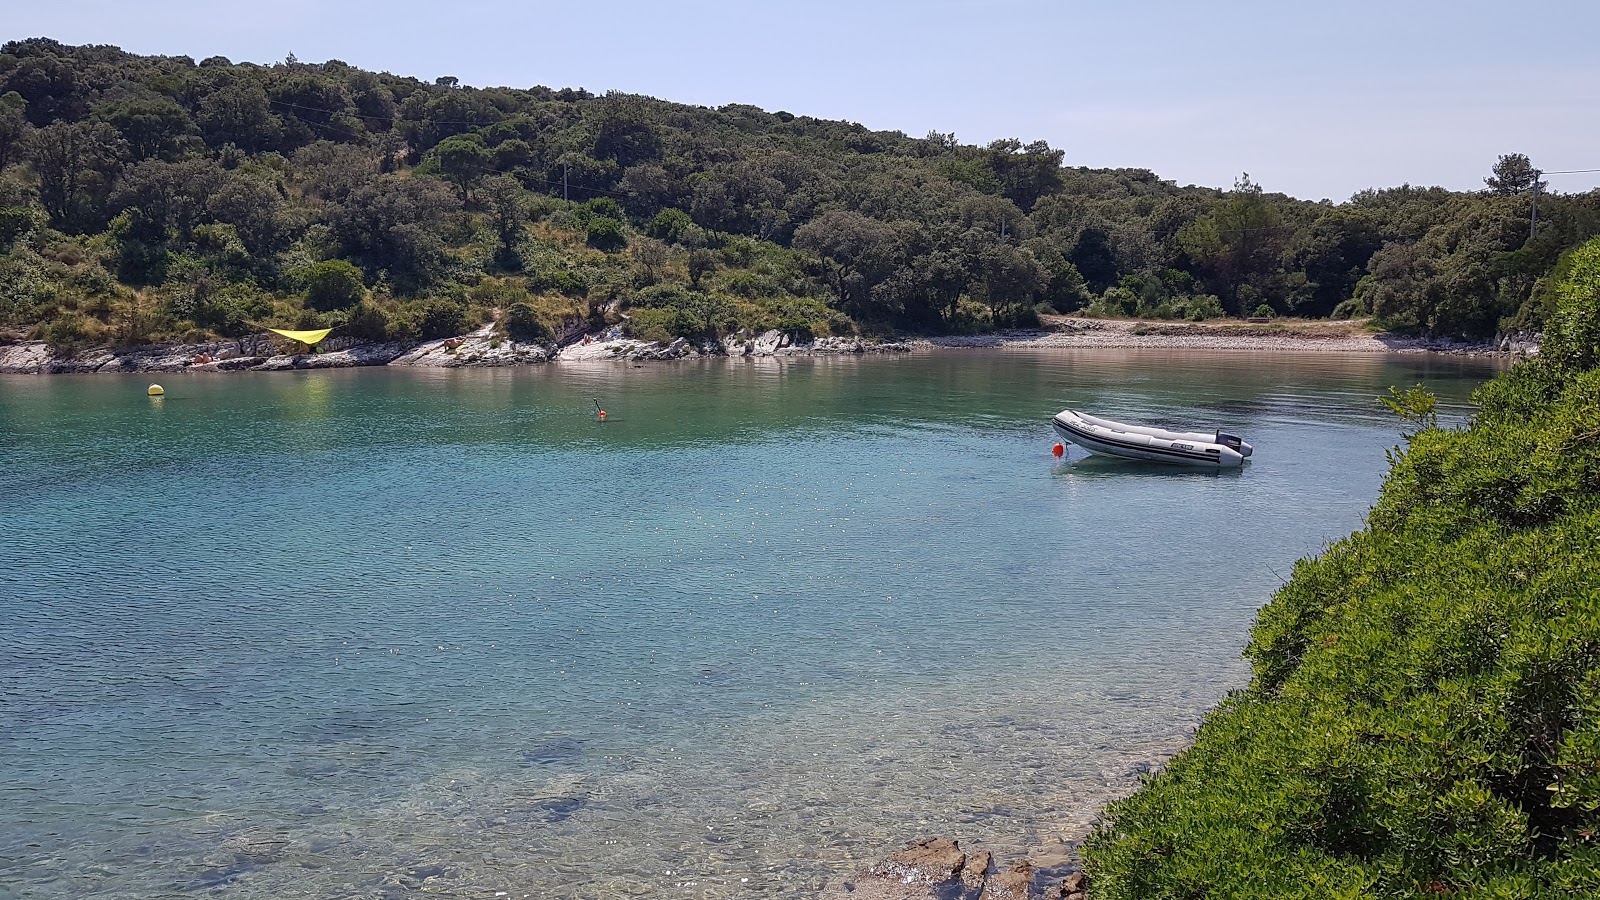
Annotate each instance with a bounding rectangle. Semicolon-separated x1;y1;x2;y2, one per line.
0;37;1597;354
1083;237;1600;897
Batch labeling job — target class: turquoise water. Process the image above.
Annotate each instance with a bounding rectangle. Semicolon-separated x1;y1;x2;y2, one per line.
0;350;1501;899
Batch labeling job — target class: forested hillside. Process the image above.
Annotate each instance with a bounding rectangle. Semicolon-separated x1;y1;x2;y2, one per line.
1;37;1596;351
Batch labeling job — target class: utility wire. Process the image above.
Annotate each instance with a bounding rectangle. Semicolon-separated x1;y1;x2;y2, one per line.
268;103;636;201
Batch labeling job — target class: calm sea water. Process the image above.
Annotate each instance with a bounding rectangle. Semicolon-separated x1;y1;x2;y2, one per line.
0;350;1501;899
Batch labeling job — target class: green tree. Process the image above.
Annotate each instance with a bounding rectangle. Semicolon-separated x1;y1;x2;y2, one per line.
1485;152;1546;195
197;80;281;152
24;120;127;232
792;210;895;317
650;208;694;243
586;216;627;251
985;138;1065;211
302;259;367;310
434;134;491;202
629;236;669;285
1178;174;1287;314
976;242;1047;322
0;41;86;124
687;247;717;288
331;175;458;289
0;92;28;171
98;97;196;161
588;92;661;168
1283;210;1383;316
479;174;528;269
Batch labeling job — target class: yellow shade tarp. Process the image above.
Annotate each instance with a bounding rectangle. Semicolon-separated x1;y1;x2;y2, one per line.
268;327;332;348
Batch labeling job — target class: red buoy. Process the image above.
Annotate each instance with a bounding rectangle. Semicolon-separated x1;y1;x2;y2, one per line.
1052;442;1065;457
597;410;607;420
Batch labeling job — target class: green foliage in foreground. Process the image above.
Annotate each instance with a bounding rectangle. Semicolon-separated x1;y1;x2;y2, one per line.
1083;237;1600;898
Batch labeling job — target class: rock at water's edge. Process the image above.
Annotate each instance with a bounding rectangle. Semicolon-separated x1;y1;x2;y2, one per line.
962;850;993;894
978;860;1033;900
820;836;974;900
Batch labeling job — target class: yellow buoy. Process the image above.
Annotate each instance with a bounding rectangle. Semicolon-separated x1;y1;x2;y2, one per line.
147;384;165;396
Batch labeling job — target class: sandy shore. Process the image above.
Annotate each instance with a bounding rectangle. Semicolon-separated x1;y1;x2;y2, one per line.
912;316;1510;355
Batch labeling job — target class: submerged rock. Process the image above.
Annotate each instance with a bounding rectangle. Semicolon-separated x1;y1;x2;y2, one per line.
823;837;1083;900
820;836;973;900
521;736;584;766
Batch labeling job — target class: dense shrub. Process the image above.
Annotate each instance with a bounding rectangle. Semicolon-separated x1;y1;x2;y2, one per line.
301;259;366;311
344;299;390;341
0;206;36;248
412;297;467;339
40;310;95;352
585;217;627;252
503;300;549;341
1085;238;1600;899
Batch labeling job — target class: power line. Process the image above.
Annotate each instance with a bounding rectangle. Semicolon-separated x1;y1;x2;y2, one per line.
268;102;635;201
1543;167;1600;175
268;97;500;128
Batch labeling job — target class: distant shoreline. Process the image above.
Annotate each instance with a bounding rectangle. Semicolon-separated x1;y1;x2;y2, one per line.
914;316;1514;355
0;318;1523;375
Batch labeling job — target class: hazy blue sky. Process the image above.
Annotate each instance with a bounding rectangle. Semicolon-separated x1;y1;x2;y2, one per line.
9;0;1598;200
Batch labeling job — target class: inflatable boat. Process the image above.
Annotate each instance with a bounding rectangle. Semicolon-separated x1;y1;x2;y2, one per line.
1051;409;1253;468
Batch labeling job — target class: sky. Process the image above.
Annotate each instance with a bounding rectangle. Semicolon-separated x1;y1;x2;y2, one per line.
8;0;1599;201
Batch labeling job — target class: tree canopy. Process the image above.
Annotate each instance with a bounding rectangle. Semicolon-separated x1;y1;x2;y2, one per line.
1;37;1596;351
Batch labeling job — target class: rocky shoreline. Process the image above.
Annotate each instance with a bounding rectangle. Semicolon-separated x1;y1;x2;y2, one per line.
820;836;1087;900
0;319;1529;375
0;325;914;375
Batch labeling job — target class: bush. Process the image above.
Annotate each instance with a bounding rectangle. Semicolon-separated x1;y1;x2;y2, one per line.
649;208;693;243
1083;237;1600;899
632;283;695;309
344;300;390;341
582;197;625;221
1085;286;1139;318
384;310;420;343
624;283;732;340
624;306;697;343
0;247;51;326
774;315;814;342
301;259;366;311
1177;294;1225;321
945;297;993;334
527;267;587;297
0;207;37;249
718;269;782;299
1330;296;1369;320
413;298;468;339
993;304;1040;329
1252;303;1277;318
585;217;628;252
504;300;549;341
40;311;94;353
195;288;270;337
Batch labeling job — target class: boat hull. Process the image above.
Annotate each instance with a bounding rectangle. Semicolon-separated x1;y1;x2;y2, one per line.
1052;411;1247;468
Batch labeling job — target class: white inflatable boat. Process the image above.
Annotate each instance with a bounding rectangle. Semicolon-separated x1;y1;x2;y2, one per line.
1052;409;1253;468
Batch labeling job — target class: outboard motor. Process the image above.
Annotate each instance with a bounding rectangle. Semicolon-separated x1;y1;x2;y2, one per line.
1215;431;1253;458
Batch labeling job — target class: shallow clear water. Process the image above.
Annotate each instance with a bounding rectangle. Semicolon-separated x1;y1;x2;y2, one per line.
0;350;1501;899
